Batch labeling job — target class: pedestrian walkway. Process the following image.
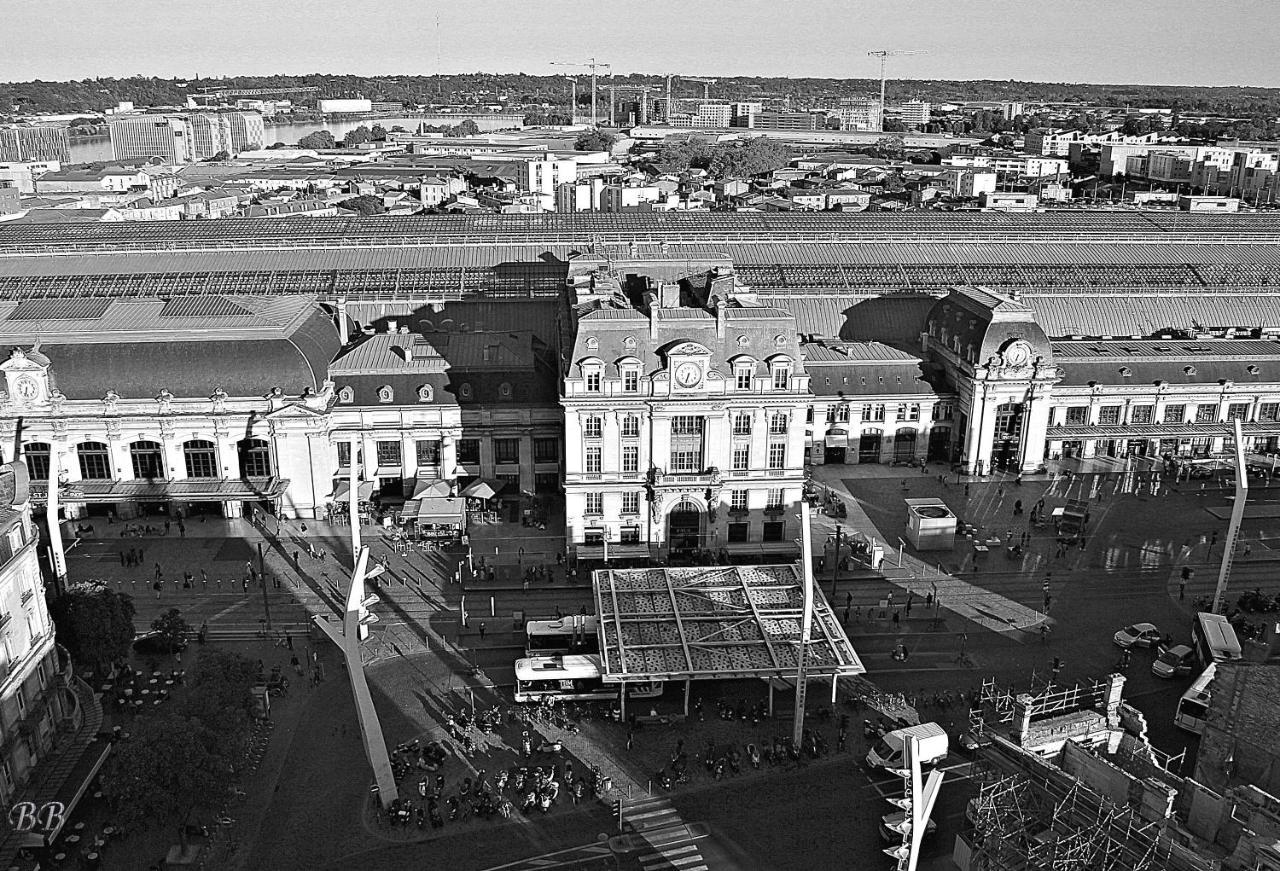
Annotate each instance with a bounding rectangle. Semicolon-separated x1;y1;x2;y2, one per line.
621;796;709;871
810;465;1046;636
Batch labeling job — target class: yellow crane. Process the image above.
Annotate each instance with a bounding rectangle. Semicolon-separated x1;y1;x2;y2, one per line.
867;50;928;129
550;58;612;125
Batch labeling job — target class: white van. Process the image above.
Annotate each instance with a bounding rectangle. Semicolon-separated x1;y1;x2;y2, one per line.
866;722;949;771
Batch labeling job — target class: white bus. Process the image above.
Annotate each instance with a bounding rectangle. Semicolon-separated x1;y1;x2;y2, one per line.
513;654;663;704
1193;612;1242;667
524;616;599;657
1174;663;1217;735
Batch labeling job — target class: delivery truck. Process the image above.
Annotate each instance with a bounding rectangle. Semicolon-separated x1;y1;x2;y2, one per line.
866;722;949;771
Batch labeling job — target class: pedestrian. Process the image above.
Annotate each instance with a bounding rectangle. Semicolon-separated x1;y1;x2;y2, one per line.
854;604;861;621
291;654;302;676
1040;624;1049;644
845;592;852;609
1014;499;1023;515
905;598;912;616
626;728;634;751
1244;543;1252;557
293;550;300;564
178;522;186;537
155;563;162;579
925;592;933;606
522;577;529;593
892;610;900;628
286;633;294;650
997;486;1004;499
119;550;126;566
273;574;281;589
164;519;171;535
964;484;970;498
843;606;850;626
201;568;208;584
554;605;562;619
478;622;486;640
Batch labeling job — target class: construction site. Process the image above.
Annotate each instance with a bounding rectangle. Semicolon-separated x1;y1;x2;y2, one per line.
952;673;1280;871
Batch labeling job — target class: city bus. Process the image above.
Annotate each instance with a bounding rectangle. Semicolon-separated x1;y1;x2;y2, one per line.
524;616;599;657
513;654;663;703
1193;612;1242;667
1174;663;1217;734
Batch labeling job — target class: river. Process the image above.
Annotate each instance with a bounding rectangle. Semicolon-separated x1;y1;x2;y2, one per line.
68;116;503;164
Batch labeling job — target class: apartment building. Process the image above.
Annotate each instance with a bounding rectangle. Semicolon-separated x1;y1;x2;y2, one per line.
0;126;71;164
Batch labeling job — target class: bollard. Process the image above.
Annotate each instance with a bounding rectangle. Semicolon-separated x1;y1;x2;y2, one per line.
490;596;496;617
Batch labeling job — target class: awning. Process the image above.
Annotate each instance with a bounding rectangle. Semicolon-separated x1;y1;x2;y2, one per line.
725;541;801;555
825;427;849;447
462;478;506;500
30;477;287;504
373;466;402;478
577;543;651;559
409;478;453;499
332;480;376;502
404;495;465;525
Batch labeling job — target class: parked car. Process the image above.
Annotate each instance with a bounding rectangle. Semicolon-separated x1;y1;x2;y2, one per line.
1113;622;1162;649
955;728;992;755
1152;644;1196;678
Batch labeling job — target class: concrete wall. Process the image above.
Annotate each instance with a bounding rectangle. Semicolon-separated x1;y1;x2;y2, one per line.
1196;662;1280;798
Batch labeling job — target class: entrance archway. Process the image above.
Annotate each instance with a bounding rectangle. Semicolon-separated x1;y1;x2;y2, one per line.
667;501;702;555
859;429;883;464
894;428;917;462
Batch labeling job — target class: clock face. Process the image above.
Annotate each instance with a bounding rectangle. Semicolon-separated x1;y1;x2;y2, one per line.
674;362;702;388
12;375;38;402
1004;341;1032;367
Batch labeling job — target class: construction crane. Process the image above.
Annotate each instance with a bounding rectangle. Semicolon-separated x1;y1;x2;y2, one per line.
562;76;579;125
867;50;928;129
550;58;612;125
683;76;717;101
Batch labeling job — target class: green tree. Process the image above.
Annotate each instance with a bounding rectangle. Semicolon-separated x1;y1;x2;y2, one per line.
709;138;793;178
297;130;336;149
574;130;617;151
344;125;372;146
204;150;230;162
370;123;387;141
871;135;906;160
151;608;190;652
338;194;386;216
49;582;135;671
99;651;257;839
452;119;480;136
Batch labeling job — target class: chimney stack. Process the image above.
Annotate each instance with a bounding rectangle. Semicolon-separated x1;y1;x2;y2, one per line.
386;319;398;333
716;299;726;339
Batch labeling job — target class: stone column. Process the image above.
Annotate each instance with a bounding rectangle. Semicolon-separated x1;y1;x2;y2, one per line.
519;432;535;493
1020;387;1052;472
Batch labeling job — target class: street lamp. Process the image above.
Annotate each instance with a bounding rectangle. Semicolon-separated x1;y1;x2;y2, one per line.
830;525;844;599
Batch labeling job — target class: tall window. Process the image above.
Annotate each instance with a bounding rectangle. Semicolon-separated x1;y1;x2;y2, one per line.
183;440;217;479
621;415;640;438
375;440;402;467
769;412;789;434
670;416;704;472
584;416;603;439
622;446;639;474
932;403;953;421
762;522;784;542
863;403;886;422
585;447;602;474
736;365;753;390
728;522;749;543
494;438;520;465
1258;402;1280;422
621;492;640;515
767;488;784;508
731;490;748;510
1163;404;1186;424
585;492;603;515
622;369;639;392
1130;405;1154;424
129;441;163;480
238;438;272;478
1195;403;1219;423
1065;406;1088;426
994;403;1023;439
834;405;850;423
732;413;752;436
1227;403;1251;422
416;440;442;466
534;438;559;464
671;416;704;435
670;450;701;472
732;447;750;471
78;441;112;480
772;364;790;390
457;439;481;464
901;404;921;422
337;442;352;467
23;443;50;482
767;443;786;469
1098;406;1121;426
585;370;601;392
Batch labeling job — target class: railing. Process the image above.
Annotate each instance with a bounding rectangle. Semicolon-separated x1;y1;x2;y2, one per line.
659;472;716;485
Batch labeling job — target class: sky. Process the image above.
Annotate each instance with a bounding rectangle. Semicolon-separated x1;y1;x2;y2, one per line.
3;0;1280;88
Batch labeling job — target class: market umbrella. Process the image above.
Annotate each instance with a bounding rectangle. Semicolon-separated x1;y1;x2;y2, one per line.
461;479;501;500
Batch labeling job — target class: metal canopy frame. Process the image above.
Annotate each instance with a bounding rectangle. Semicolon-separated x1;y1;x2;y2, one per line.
592;564;864;684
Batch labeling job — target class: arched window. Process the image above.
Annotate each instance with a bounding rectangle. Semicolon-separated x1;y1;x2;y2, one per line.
184;439;218;479
77;441;111;480
238;438;272;478
130;440;164;480
621;415;640;438
23;442;50;482
584;416;603;439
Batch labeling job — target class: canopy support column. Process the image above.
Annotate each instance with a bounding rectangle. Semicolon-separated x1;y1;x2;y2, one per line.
620;682;627;723
831;674;838;703
684;678;691;716
768;680;774;718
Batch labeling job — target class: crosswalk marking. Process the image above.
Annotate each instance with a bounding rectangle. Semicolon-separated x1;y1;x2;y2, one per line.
620;795;711;870
639;845;698;864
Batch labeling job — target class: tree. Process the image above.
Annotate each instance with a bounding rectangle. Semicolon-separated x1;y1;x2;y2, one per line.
151;608;191;653
203;150;230;162
344;124;372;146
708;137;793;179
338;194;386;216
49;582;135;671
453;119;480;137
871;135;906;161
99;651;257;839
574;130;616;152
881;118;907;133
297;130;336;149
370;123;387;141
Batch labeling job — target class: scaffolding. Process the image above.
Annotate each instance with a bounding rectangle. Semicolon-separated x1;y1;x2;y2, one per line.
966;741;1213;871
